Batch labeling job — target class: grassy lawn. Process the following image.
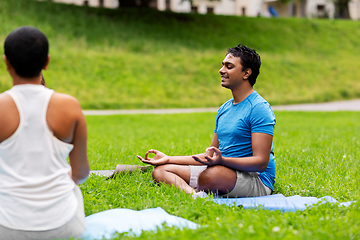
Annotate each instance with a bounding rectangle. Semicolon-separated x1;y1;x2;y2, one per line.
1;0;359;238
82;111;360;239
1;0;360;109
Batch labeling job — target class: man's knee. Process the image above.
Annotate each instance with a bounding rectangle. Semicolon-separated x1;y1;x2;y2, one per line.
152;164;191;184
197;167;215;187
152;165;166;181
198;165;237;194
151;164;183;181
198;166;220;190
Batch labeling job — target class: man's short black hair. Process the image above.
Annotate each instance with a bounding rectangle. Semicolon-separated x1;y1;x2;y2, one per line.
227;44;261;86
4;26;49;78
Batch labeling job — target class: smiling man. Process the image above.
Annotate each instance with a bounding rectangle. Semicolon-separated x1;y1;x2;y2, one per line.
138;44;276;198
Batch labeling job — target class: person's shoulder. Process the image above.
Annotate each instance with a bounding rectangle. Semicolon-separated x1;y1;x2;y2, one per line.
247;91;270;106
0;91;14;109
248;91;275;117
0;92;9;101
216;98;233;117
51;92;80;106
49;92;83;116
218;98;233;111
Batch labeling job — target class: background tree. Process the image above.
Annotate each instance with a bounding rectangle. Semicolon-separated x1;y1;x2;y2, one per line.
333;0;350;18
118;0;154;7
279;0;350;19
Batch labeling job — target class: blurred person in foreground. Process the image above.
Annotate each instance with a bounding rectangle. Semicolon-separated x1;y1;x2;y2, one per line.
137;44;276;198
0;26;90;240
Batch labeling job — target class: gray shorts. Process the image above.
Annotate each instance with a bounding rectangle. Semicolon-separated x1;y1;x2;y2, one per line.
189;165;272;198
0;186;86;240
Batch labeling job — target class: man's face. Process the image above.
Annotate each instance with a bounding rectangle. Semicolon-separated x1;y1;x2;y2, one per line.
219;54;245;89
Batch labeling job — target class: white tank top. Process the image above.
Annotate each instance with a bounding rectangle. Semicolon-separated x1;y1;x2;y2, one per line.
0;84;77;231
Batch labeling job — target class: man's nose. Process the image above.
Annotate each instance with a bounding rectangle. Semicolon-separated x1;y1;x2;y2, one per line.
219;66;224;73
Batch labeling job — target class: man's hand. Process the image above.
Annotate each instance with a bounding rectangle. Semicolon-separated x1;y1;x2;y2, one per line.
137;149;170;166
192;146;223;166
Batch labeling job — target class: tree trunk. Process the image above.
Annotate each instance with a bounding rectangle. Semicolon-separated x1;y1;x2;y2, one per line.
118;0;152;7
300;0;306;17
288;0;294;16
335;0;350;19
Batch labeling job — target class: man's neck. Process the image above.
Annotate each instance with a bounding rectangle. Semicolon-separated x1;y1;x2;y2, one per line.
231;84;254;104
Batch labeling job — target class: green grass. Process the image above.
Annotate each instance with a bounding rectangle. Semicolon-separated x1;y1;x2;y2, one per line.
2;1;359;238
1;0;360;109
82;111;360;239
1;1;360;238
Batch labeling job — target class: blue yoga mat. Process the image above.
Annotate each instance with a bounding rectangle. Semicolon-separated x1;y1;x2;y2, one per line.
212;194;354;211
82;207;198;240
81;195;354;239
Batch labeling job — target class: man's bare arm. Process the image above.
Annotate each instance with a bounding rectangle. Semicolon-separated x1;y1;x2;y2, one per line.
137;133;219;166
193;132;272;172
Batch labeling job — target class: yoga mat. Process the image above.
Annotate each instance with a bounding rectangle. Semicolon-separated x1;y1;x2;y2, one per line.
82;207;198;240
212;194;354;212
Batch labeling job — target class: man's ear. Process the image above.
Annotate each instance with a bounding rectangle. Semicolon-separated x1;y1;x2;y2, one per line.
42;55;50;70
243;68;252;80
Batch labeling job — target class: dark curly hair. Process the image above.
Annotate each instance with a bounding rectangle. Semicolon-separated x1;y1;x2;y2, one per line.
4;26;49;78
227;44;261;87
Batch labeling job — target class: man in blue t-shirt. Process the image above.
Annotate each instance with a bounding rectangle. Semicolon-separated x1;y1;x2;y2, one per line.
137;44;276;198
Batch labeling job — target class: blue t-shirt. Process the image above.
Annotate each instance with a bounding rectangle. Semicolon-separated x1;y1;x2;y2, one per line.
214;91;276;190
